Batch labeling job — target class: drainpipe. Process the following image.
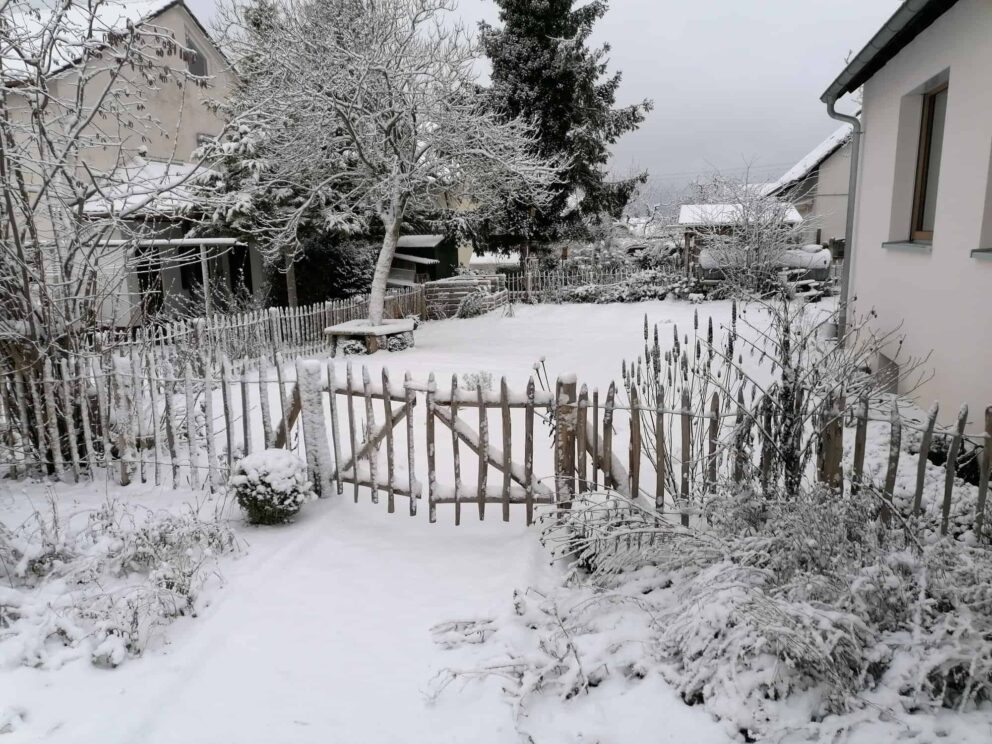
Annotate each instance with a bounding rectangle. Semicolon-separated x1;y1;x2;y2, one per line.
825;100;861;345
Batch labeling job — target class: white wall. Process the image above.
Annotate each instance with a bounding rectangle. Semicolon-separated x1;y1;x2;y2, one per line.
851;0;992;430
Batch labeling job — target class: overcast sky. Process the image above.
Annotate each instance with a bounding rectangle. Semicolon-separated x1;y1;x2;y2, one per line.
187;0;894;189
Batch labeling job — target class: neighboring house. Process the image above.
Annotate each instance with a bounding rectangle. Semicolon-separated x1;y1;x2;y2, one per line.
822;0;992;429
8;0;263;326
764;124;853;247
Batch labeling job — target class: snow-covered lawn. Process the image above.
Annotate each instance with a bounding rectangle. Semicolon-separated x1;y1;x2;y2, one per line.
1;300;739;744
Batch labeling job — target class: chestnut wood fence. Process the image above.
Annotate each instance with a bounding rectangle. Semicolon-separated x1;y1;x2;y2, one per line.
1;352;988;541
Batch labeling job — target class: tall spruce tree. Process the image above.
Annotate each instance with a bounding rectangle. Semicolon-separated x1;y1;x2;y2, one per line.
480;0;652;238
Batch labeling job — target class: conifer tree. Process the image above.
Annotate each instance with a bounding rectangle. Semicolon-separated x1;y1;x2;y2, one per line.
480;0;653;238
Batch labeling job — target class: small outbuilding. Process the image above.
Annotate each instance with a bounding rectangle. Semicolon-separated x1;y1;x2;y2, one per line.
387;234;459;287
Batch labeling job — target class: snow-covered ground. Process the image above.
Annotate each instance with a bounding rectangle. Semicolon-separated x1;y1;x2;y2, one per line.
1;300;740;744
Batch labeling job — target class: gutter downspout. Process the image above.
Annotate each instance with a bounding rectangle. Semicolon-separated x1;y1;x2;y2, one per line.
825;100;861;346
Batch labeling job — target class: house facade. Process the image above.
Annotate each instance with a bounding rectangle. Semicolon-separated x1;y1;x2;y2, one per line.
8;1;263;327
765;125;853;247
824;0;992;429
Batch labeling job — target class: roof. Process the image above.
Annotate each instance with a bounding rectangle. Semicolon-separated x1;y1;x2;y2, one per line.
765;123;853;197
3;1;226;81
678;203;803;228
393;253;440;266
397;235;447;249
83;158;214;218
822;0;961;103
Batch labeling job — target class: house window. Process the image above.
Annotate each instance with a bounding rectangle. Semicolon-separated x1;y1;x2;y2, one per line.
186;34;208;77
911;85;948;241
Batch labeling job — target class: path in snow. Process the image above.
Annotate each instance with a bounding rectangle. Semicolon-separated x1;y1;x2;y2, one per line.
2;492;732;744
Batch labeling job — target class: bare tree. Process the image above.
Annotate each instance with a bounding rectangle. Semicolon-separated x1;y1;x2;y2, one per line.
208;0;564;325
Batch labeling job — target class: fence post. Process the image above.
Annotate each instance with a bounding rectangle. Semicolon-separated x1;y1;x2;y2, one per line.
555;376;577;509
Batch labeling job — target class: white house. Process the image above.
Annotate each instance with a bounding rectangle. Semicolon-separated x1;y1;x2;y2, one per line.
765;124;853;246
823;0;992;430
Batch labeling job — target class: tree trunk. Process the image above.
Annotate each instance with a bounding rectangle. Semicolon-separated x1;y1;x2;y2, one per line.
368;219;401;326
283;246;298;308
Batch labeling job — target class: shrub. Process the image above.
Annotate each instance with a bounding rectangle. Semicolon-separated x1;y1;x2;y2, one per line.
0;497;237;669
455;290;490;318
229;449;316;525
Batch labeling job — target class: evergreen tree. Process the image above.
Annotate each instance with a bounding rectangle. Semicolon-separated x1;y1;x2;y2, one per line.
480;0;652;238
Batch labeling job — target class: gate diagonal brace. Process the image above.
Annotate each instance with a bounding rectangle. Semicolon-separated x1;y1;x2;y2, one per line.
432;404;553;499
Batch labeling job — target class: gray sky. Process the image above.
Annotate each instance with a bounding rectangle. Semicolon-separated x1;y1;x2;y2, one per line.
187;0;892;189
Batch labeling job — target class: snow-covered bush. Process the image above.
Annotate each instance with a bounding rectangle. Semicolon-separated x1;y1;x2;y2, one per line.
229;449;316;525
557;269;684;304
385;330;415;352
455;290;490;318
433;485;992;740
0;497;237;669
461;370;494;392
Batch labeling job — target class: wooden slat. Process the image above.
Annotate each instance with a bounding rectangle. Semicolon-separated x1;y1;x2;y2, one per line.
603;383;615;493
163;365;180;488
12;370;34;472
203;355;219;490
184;363;198;489
328;364;344;496
500;377;512;521
405;371;416;516
851;397;868;494
882;399;901;527
525;377;536;526
258;362;273;449
382;368;396;513
629;386;641;499
145;353;162;486
680;388;691;528
912;403;939;515
592;388;600;490
451;375;461;525
220;356;235;472
362;366;379;504
975;407;992;543
57;359;80;482
427;373;438;523
576;384;588;494
42;359;66;478
346;363;359;503
129;348;145;484
76;359;97;479
477;384;488;521
240;361;252;457
941;405;968;536
649;398;662;517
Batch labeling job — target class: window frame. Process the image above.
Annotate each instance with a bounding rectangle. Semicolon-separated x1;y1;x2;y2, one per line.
910;83;948;241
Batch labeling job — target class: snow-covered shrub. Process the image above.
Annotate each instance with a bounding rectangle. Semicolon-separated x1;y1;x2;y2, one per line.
433;484;992;740
229;449;316;525
385;330;415;352
335;338;368;356
0;498;237;669
455;290;490;318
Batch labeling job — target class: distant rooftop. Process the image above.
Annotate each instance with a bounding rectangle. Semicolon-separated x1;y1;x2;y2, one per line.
397;235;446;249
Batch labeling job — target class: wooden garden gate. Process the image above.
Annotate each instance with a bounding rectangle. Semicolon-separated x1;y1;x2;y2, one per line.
280;361;562;524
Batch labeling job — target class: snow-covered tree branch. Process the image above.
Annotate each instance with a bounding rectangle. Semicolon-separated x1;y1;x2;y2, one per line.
206;0;565;323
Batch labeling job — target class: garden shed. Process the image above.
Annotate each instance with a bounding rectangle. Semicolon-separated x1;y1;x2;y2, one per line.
387;234;459;287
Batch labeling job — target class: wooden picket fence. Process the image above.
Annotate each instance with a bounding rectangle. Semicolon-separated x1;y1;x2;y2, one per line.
0;351;988;540
101;286;426;361
503;267;636;302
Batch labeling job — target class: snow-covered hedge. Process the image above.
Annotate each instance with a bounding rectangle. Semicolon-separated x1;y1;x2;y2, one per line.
557;270;694;304
229;449;316;525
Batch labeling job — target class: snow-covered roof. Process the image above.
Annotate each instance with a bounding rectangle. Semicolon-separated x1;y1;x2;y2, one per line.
397;234;446;249
83;158;214;218
764;124;853;197
3;1;217;80
678;203;803;227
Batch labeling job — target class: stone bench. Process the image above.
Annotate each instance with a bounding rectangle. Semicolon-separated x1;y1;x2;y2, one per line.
324;318;416;356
